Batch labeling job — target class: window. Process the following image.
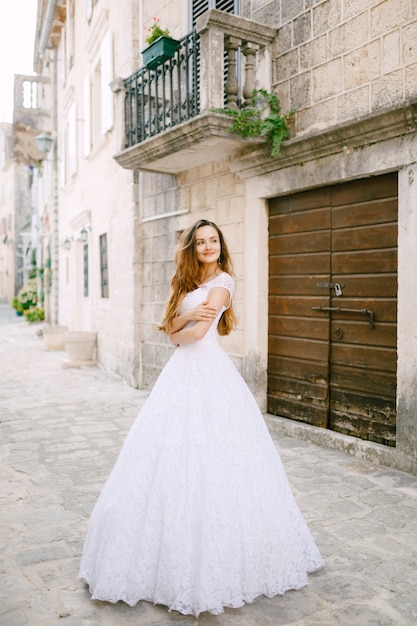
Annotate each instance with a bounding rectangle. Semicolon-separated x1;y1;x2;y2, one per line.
83;243;89;297
91;31;114;149
100;31;114;134
22;81;37;109
92;60;102;148
83;74;91;157
99;233;109;298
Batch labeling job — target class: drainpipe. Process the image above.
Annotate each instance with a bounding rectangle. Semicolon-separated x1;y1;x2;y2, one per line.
38;0;58;60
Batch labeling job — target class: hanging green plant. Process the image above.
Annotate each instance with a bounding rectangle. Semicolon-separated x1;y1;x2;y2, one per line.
212;89;295;157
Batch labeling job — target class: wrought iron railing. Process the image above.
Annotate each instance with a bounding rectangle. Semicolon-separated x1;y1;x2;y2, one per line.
124;31;200;148
122;11;276;152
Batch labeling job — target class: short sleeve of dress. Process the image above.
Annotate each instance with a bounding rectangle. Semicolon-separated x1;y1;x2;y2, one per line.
210;272;234;308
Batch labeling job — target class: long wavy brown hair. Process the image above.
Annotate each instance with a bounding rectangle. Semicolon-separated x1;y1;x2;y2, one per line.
158;219;237;335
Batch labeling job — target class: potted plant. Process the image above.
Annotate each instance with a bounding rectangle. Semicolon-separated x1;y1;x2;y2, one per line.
11;296;23;316
11;278;38;316
24;307;45;323
142;18;179;70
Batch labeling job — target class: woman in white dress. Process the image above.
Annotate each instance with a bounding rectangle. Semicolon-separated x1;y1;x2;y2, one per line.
78;219;324;617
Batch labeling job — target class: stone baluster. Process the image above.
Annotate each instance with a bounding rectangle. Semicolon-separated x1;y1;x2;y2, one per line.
224;35;241;109
242;42;260;107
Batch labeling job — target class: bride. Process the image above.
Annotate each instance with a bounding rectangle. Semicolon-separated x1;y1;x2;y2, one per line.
78;218;324;617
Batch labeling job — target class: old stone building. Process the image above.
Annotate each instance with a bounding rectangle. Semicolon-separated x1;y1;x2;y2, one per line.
33;0;417;473
0;75;50;305
0;122;15;302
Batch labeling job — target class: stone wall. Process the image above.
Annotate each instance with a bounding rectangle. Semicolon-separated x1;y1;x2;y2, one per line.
139;161;246;387
137;0;417;397
249;0;417;134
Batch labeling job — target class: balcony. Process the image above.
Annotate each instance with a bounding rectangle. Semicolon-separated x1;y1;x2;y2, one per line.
114;9;276;174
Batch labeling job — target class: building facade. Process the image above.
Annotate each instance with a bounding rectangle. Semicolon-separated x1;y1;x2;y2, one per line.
0;123;15;302
33;0;417;473
0;75;51;305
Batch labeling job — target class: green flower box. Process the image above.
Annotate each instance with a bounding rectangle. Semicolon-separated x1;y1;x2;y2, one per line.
142;36;179;70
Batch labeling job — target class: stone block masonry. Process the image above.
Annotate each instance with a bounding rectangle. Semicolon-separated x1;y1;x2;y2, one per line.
139;162;246;387
272;0;417;136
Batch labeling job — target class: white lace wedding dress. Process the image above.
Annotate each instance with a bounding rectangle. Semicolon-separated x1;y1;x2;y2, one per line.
78;272;324;616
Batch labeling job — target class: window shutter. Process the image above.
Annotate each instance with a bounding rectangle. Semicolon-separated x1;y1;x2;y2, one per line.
192;0;237;27
191;0;239;104
100;233;109;298
83;74;91;158
216;0;236;13
192;0;209;26
100;31;114;135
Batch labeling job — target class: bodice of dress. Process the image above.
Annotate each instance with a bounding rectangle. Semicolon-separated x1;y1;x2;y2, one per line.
179;272;234;345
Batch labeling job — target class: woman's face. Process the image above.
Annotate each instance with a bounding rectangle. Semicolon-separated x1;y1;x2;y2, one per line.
195;225;221;266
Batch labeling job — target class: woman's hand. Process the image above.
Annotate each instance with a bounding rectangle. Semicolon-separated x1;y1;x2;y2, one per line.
166;301;218;336
190;300;218;322
170;287;229;346
169;302;217;346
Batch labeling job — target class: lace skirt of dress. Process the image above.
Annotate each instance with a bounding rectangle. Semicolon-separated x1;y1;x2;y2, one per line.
78;341;324;617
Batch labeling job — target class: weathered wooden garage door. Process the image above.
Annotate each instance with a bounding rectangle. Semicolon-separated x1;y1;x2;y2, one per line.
268;173;397;446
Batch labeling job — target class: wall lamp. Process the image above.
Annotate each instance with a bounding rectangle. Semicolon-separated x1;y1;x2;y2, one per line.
35;132;54;154
62;236;73;250
79;225;91;242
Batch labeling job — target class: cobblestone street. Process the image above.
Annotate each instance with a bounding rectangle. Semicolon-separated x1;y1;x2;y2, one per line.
1;304;417;626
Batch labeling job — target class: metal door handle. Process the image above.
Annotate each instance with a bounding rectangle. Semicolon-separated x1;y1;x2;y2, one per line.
312;306;375;329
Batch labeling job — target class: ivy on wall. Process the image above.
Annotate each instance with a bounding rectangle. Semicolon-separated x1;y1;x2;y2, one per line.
213;89;295;157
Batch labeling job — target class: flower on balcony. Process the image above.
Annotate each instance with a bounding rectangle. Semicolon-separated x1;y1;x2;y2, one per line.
145;17;171;46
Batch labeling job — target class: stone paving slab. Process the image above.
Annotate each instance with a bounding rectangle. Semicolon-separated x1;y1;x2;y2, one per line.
1;304;417;625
